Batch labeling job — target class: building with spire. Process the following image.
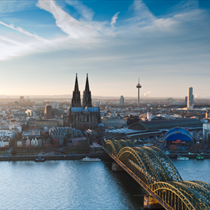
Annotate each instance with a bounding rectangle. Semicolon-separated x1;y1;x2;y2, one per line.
83;74;92;107
71;74;81;107
68;74;101;130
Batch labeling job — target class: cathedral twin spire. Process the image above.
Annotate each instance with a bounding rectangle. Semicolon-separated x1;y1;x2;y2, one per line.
74;73;79;93
71;74;92;107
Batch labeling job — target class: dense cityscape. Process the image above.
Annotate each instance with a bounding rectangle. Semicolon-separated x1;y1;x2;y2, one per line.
0;75;209;157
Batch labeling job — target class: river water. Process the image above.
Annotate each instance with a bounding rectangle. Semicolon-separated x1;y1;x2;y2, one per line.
0;159;209;209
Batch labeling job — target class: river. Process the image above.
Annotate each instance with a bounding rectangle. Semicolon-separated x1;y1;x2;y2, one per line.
0;159;209;209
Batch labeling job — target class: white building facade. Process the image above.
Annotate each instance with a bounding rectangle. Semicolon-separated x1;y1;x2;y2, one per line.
120;96;124;106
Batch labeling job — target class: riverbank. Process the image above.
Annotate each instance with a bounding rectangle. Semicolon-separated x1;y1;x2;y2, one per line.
1;151;210;162
167;152;210;159
0;153;112;161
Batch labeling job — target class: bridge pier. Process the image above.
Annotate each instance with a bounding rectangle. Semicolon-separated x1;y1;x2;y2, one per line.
144;195;164;209
112;162;124;171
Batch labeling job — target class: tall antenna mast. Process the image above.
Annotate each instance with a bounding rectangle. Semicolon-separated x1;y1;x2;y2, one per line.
136;77;142;106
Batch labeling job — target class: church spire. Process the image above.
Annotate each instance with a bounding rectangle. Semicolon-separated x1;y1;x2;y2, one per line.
71;74;81;107
85;74;90;92
74;73;79;92
83;73;92;107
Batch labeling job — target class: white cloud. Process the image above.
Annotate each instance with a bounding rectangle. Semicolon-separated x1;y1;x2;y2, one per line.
37;0;97;39
0;0;210;97
0;35;32;60
0;0;35;14
0;21;48;42
65;0;94;21
111;12;120;27
0;0;209;67
130;0;156;24
174;0;199;12
143;17;178;33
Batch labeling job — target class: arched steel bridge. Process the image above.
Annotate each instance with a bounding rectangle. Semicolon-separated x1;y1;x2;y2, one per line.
104;139;210;210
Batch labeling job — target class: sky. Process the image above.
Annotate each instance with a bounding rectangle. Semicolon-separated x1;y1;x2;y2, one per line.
0;0;210;98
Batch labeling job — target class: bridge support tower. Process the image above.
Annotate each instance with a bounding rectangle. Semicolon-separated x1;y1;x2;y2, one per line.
112;162;124;171
144;195;164;210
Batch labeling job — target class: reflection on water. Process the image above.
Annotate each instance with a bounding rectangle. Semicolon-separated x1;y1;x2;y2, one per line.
0;161;144;209
0;159;208;209
172;159;210;183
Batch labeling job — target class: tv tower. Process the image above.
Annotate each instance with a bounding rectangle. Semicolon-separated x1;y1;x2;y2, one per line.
136;77;142;106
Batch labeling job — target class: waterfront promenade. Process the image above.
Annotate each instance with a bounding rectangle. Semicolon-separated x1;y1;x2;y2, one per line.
1;151;210;161
0;153;111;161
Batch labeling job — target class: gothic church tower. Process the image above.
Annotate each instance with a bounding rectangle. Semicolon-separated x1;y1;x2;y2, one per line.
71;74;81;107
83;74;92;107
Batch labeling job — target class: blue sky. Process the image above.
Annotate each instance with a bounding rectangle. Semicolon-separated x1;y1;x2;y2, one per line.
0;0;210;98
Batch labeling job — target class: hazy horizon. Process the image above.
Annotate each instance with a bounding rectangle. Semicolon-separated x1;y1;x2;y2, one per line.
0;94;210;100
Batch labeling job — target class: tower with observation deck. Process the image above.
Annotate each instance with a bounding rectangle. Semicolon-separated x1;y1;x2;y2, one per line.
136;77;142;106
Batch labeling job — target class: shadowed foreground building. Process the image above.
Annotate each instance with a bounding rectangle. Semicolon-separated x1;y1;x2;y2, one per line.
69;74;101;129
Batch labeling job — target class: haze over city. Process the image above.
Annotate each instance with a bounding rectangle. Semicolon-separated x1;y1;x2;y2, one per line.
0;0;210;97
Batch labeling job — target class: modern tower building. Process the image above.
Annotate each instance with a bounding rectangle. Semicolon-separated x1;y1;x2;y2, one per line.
44;105;52;118
120;96;124;106
187;87;194;110
185;96;187;106
136;77;142;106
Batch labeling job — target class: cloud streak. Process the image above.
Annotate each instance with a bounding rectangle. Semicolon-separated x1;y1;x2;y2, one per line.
0;0;35;14
0;0;210;97
0;35;31;60
131;0;156;24
111;12;120;27
0;21;48;42
0;0;209;70
37;0;97;39
65;0;94;21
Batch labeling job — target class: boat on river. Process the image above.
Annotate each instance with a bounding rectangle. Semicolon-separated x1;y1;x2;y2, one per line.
81;156;101;162
196;154;204;160
177;156;189;161
34;155;45;162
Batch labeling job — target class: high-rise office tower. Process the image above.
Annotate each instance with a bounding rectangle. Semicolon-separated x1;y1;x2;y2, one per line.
187;87;194;110
44;105;52;118
185;96;187;106
120;96;124;106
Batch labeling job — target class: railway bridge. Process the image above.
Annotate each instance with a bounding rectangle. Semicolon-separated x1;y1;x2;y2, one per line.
104;139;210;210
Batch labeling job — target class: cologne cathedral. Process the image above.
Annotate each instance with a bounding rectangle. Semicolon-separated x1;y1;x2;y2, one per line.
69;74;101;129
